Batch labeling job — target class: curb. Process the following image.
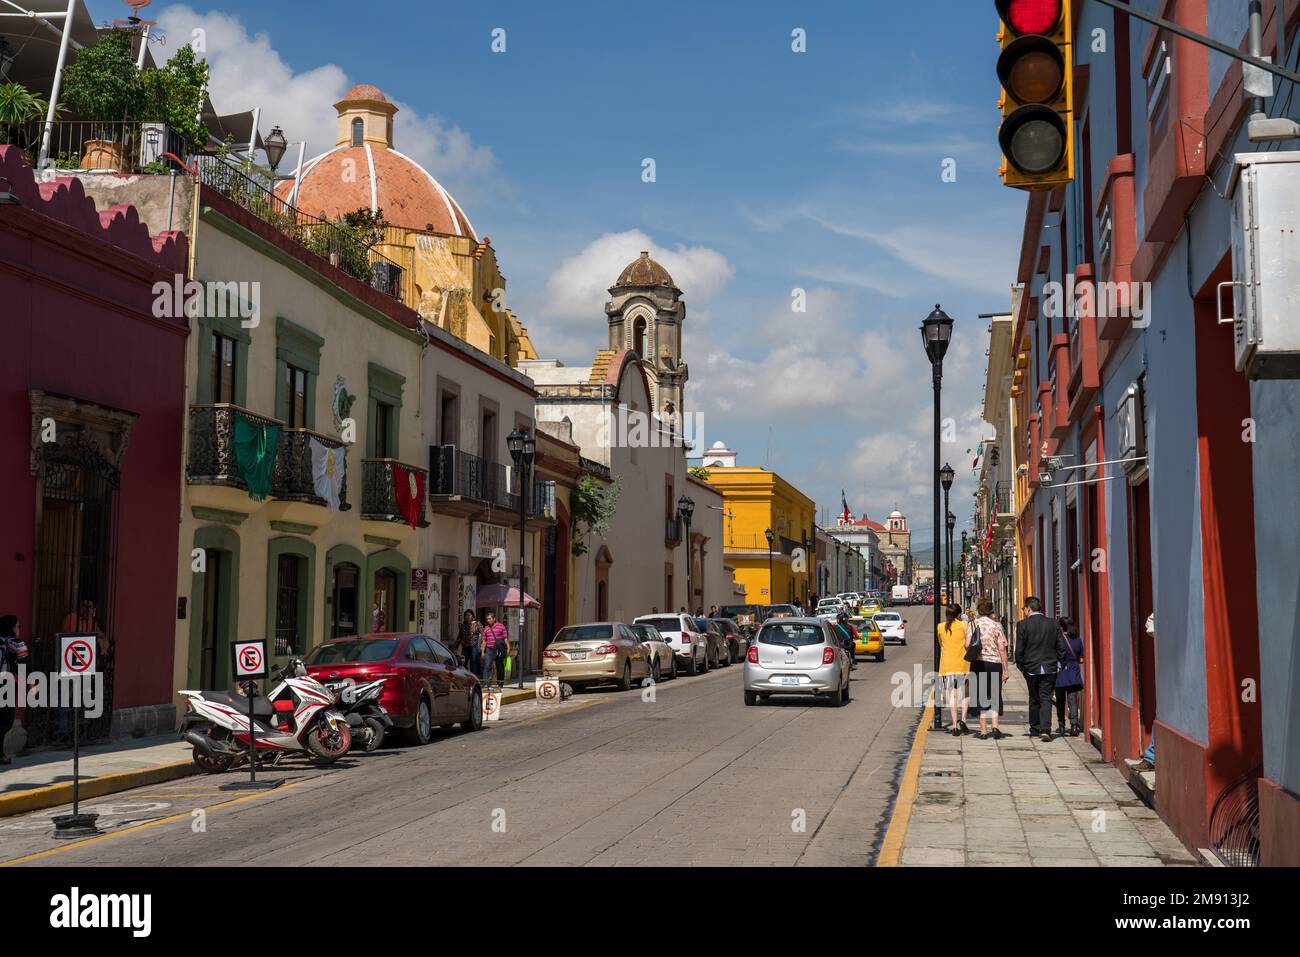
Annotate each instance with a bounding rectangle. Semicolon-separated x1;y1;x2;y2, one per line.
0;759;196;819
0;688;543;819
875;701;934;867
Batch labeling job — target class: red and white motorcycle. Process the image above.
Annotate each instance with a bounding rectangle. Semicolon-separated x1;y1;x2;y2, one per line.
179;659;351;772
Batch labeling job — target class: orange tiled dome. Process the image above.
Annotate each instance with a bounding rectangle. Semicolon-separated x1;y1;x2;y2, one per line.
274;84;477;239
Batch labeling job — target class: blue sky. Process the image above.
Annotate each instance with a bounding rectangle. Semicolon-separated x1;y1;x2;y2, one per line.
92;0;1027;551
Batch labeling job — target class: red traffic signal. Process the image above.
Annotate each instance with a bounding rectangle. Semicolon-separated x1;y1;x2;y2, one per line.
996;0;1063;36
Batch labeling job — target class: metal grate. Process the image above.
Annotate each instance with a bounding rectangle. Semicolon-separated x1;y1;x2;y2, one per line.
1208;766;1262;867
28;434;120;746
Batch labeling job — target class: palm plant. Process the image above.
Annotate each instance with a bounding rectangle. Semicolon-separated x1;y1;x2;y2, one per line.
0;82;51;156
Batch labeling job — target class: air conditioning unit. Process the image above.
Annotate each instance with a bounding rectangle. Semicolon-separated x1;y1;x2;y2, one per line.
1226;152;1300;379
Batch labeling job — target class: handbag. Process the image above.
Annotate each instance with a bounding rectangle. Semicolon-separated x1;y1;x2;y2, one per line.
963;622;984;663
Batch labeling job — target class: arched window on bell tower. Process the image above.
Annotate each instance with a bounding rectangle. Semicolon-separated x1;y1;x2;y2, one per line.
351;118;364;147
633;316;646;358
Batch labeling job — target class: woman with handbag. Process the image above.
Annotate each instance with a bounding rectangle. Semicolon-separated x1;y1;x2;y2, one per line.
969;599;1010;740
1054;617;1085;737
937;604;971;736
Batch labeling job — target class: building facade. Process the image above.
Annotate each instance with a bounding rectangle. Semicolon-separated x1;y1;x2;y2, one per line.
993;1;1300;864
1;147;189;746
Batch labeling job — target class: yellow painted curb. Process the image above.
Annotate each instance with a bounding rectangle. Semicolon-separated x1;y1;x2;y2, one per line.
0;759;196;819
876;702;934;867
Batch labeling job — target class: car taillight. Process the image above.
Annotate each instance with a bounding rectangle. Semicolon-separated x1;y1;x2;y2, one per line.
822;647;836;665
543;648;560;659
746;645;758;663
594;644;618;656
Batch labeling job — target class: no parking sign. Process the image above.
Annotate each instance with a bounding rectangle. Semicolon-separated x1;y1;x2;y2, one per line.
535;677;560;703
482;689;501;722
59;633;97;678
234;640;267;679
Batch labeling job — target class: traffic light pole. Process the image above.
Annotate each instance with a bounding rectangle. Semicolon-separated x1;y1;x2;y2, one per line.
1090;0;1300;87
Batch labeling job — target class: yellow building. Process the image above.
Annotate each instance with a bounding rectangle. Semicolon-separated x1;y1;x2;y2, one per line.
700;463;816;607
275;84;538;367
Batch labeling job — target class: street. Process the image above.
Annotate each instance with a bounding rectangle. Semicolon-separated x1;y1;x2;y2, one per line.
3;611;933;867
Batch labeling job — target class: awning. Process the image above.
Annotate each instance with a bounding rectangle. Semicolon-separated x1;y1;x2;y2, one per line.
0;0;102;92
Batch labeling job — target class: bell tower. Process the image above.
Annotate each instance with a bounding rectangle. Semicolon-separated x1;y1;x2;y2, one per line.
606;251;687;422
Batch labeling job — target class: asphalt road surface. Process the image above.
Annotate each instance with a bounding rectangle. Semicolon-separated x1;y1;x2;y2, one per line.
3;607;934;867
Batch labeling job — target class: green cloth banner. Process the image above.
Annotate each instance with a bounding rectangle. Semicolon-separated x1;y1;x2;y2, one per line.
233;413;280;501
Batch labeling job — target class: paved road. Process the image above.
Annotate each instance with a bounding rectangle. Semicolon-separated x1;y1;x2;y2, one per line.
3;608;934;867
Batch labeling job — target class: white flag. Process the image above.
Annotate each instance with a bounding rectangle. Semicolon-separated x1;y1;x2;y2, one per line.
310;438;345;511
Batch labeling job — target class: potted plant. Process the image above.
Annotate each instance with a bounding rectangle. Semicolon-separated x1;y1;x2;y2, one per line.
58;28;145;171
0;82;52;164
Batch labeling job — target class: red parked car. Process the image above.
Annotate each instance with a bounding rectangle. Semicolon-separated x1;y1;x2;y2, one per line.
304;633;482;745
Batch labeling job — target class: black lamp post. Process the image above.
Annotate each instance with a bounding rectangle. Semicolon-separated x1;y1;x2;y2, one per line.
264;126;288;174
507;426;535;688
765;528;775;607
946;509;956;604
677;495;695;613
923;305;955;730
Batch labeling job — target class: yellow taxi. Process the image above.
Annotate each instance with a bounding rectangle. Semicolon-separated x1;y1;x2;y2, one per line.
858;599;883;618
848;615;885;662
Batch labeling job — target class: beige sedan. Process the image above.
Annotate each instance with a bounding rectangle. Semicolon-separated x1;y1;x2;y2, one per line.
541;622;651;690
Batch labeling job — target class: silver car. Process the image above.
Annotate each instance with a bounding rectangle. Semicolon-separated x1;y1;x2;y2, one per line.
743;617;851;706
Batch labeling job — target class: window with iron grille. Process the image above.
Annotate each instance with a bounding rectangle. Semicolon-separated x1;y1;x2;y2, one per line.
275;554;301;656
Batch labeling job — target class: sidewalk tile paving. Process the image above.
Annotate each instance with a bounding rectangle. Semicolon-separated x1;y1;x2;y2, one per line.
898;669;1198;867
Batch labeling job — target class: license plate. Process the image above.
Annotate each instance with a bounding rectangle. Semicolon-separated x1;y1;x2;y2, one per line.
777;675;802;686
569;652;587;660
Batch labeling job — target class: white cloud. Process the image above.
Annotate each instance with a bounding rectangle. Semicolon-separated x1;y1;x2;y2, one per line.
536;229;734;362
159;6;499;202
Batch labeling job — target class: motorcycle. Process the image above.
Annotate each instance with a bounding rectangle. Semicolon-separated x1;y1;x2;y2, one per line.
329;677;391;752
179;659;351;772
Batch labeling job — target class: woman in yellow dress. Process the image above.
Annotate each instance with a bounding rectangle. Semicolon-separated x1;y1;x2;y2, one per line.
937;603;971;735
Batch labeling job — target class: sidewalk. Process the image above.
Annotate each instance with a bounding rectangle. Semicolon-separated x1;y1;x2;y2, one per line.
886;670;1198;867
1;686;537;818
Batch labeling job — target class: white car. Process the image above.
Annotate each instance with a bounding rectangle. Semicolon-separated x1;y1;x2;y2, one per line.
873;611;907;645
815;600;845;619
633;614;710;675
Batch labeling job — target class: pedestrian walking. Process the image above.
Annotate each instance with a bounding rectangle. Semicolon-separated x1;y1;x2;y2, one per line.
1014;597;1070;742
1054;617;1085;736
969;599;1010;740
1134;612;1157;770
937;603;971;735
480;612;510;685
0;614;28;766
458;610;482;672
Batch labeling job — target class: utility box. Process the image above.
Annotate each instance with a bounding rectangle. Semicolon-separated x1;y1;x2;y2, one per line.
1227;152;1300;379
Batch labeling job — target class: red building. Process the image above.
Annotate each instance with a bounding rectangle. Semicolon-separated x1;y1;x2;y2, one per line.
0;146;188;746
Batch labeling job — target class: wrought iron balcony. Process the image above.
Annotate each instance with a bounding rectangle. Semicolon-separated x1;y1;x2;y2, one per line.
529;479;556;520
361;458;427;527
186;405;349;512
993;480;1015;518
428;444;517;514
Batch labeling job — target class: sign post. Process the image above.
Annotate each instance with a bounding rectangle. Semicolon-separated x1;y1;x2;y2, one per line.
51;633;98;839
223;640;278;791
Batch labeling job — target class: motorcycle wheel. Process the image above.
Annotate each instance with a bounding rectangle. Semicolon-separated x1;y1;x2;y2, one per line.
192;748;234;774
362;716;386;752
305;720;352;763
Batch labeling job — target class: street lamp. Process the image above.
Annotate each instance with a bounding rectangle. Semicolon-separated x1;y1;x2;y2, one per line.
940;462;955;602
922;304;955;730
264;126;289;173
507;426;536;688
946;509;956;605
678;495;696;613
765;528;775;607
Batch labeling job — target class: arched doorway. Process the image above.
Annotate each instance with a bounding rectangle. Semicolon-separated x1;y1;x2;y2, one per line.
331;562;360;638
594;544;613;620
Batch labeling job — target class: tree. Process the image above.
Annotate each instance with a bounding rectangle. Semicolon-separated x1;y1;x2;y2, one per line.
141;44;209;151
570;477;621;556
58;28;146;136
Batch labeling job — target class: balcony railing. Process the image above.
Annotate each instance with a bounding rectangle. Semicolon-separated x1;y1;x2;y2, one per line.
193;155;405;299
275;427;350;510
361;458;427;526
665;516;683;544
429;444;517;511
993;480;1014;517
187;405;349;510
529;479;556;520
2;120;189;173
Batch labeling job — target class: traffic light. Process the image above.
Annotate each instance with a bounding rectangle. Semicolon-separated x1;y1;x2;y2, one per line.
996;0;1074;191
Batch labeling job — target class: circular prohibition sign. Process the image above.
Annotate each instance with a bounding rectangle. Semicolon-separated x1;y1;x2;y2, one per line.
63;639;95;674
239;645;263;674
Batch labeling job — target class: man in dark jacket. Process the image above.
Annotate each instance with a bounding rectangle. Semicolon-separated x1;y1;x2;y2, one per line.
1014;597;1070;741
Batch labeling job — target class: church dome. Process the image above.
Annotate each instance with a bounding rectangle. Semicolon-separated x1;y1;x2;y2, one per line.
889;509;904;519
274;84;477;240
613;251;678;291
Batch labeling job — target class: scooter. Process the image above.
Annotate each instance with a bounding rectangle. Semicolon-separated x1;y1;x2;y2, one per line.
179;659;351;771
332;678;391;752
